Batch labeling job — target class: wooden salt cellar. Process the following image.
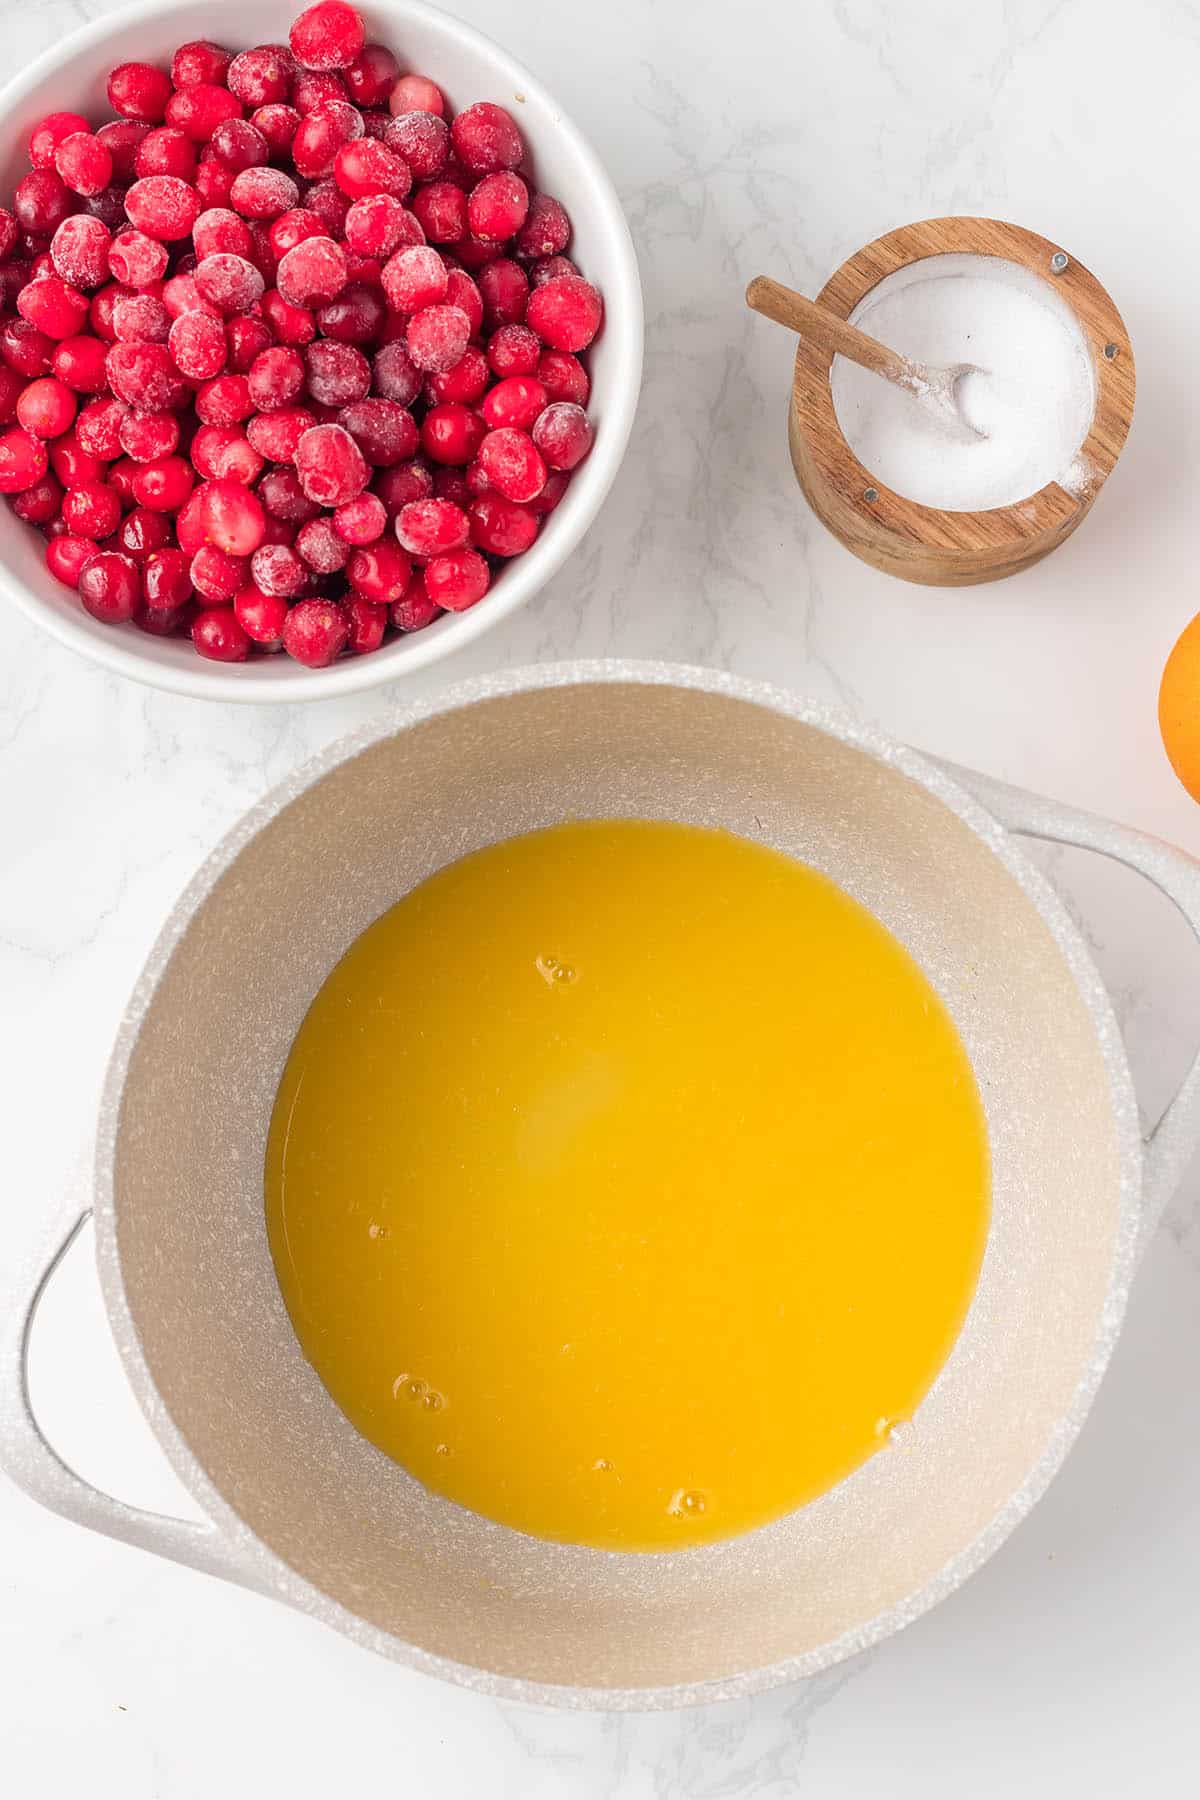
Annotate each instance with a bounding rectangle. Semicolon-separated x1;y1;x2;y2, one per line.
782;217;1135;586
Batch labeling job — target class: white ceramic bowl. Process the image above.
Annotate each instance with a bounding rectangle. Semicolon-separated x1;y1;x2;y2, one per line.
0;0;643;701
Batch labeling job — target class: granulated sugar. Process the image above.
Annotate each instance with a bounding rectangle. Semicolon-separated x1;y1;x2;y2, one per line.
830;255;1096;511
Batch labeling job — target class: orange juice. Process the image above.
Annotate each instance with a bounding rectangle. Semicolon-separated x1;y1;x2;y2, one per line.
266;820;989;1550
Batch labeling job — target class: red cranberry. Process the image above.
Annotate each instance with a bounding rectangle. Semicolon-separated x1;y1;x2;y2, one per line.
277;234;347;306
316;282;385;344
118;410;179;463
333;137;410;200
344;42;399;105
469;490;540;557
248;404;315;461
468;171;529;243
282;595;349;665
107;63;172;125
165;85;244;145
46;532;93;586
252;103;301;156
194;207;253;259
234;583;289;644
292;71;347;114
229;45;295;108
10;473;62;524
97;120;151;180
527;275;603;352
199;477;267;555
478;258;529;330
386;110;448;180
424;546;490;611
143;547;193;608
336;396;416;464
481;376;548;433
118;506;172;558
389;74;444;118
451;103;523;175
251;540;307;594
332;491;386;543
172;40;233;87
168;311;227;381
410;179;466;244
195;373;254;426
346;536;409;601
108;228;170;288
51;336;109;395
478;427;546;503
249;345;306;410
62;479;122;538
112;292;171;343
194;251;265;312
538;350;590;406
405;303;470;373
2;319;54;378
381;243;446;314
515;193;571;261
29;112;90;170
371;340;421;404
290;2;365;72
132;453;194;511
78;549;141;621
192;607;251;660
17;377;77;438
191;542;248;601
14;171;76;238
76;396;129;459
373;458;432;513
125;176;201;241
486;323;541;379
210;118;270;172
390;568;438;630
292;102;363;179
136;126;199;181
262;288;317;346
304;338;369;405
18;275;89;340
54;134;114;200
226;315;273;372
195;156;236;209
420;401;485;466
295;514;348;571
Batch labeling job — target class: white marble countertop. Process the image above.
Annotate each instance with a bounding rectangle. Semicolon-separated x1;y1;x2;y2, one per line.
4;0;1200;1791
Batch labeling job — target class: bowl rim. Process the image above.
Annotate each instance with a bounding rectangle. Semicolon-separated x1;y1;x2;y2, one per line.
91;659;1143;1710
0;0;643;701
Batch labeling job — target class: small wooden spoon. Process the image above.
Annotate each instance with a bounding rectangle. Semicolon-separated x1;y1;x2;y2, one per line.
746;274;985;438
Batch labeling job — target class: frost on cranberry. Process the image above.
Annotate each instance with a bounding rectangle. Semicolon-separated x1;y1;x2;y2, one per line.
124;175;201;241
295;421;368;505
405;303;470;373
282;596;349;666
277;234;348;306
527;275;603;352
450;103;523;176
290;2;365;73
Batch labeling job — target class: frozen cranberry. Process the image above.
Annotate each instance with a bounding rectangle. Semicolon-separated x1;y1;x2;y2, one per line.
531;257;581;291
531;400;594;471
390;568;438;630
193;251;265;314
426;346;489;407
112;292;171;343
469;490;539;557
481;375;548;433
454;232;503;272
250;540;307;594
371;340;420;404
118;506;171;557
234;582;288;644
478;426;546;503
108;228;169;289
193;424;262;485
338;39;397;104
333;137;409;200
132;453;194;511
14;171;76;237
292;101;363;179
172;38;231;85
442;269;482;334
228;44;294;108
226;315;273;371
316;282;385;344
385;110;448;180
294;514;347;571
247;404;314;460
125;176;201;241
136;600;191;637
107;63;171;124
337;593;383;653
514;192;571;261
405;303;470;373
295;420;367;504
282;595;348;664
114;409;178;466
174;487;206;553
527;274;602;352
210;118;270;173
388;72;443;117
198;477;267;555
143;547;193;608
16;377;76;438
252;103;301;156
336;395;416;464
373;458;432;513
51;337;108;396
468;171;529;243
62;479;121;537
424;546;489;611
191;542;248;601
54;133;113;200
46;531;93;585
305;180;351;239
190;210;248;262
346;536;409;601
395;496;469;557
194;156;235;209
195;371;252;426
451;103;523;175
334;196;398;264
410;179;466;244
381;243;446;314
245;345;301;410
528;467;569;515
303;338;369;405
419;401;485;466
107;456;141;506
485;323;540;379
78;549;140;621
193;606;251;660
478;258;529;330
169;310;227;380
290;2;365;71
229;168;302;231
76;396;128;459
329;491;385;545
166;85;243;144
266;208;321;261
46;220;107;298
136;126;199;181
97;119;151;180
29;111;90;170
18;276;90;341
262;287;317;345
10;473;62;524
276;235;347;306
76;189;124;234
292;70;347;113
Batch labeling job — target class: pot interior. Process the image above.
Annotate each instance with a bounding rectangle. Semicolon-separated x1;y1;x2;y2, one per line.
109;680;1123;1691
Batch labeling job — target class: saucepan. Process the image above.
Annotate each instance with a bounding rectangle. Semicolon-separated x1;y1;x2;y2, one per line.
2;662;1198;1709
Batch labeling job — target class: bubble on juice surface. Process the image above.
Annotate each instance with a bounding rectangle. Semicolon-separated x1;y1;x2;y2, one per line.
535;953;578;986
422;1389;444;1411
592;1457;613;1473
667;1487;707;1518
435;1442;451;1457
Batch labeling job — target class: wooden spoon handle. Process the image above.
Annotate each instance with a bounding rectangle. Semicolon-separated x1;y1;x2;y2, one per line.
745;275;917;388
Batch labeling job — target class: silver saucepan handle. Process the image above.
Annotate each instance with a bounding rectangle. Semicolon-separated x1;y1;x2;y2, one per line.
4;770;1199;1575
943;763;1200;1251
0;1173;269;1595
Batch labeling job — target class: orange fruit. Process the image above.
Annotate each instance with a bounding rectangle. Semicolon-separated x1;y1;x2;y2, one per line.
1159;610;1200;802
